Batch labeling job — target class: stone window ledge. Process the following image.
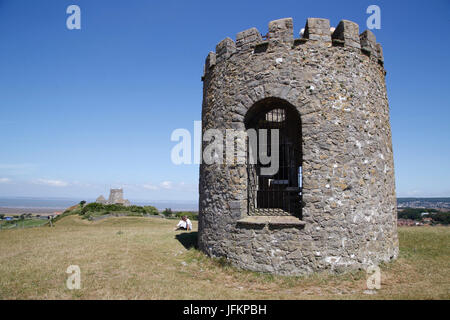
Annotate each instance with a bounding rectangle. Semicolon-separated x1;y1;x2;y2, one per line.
236;216;305;229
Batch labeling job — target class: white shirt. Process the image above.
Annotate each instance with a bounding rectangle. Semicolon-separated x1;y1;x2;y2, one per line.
177;219;192;230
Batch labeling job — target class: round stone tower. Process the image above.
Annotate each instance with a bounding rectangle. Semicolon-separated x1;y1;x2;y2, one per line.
198;17;398;275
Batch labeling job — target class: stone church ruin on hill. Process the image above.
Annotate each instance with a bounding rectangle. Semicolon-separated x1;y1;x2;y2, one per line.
96;188;130;207
198;17;398;275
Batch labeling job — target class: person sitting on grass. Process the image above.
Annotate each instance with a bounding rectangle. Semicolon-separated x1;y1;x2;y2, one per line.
174;215;192;231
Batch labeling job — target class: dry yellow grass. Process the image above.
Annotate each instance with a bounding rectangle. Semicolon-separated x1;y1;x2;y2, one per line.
0;215;448;299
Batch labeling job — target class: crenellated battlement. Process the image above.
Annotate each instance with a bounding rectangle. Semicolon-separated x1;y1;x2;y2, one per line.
203;17;384;80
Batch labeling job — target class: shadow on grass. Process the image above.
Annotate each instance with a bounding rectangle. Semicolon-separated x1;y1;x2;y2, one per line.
175;231;198;249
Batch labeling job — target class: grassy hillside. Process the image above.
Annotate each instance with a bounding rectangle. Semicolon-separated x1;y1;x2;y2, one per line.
0;216;448;299
0;219;49;229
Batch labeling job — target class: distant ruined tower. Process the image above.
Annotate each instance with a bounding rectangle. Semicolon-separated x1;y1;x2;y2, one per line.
198;17;398;275
96;188;130;206
109;188;124;204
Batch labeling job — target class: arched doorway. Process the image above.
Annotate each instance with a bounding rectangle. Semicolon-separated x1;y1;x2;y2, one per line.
245;98;302;217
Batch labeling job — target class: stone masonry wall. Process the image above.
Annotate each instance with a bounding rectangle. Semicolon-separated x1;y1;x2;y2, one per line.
198;18;398;275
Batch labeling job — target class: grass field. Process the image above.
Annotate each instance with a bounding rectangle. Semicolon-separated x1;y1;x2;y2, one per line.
0;215;448;299
0;219;49;229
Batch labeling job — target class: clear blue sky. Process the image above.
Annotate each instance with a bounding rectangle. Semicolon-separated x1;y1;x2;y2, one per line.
0;0;449;201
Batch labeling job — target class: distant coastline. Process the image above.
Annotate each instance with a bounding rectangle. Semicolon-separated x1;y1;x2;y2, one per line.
0;197;198;214
0;197;448;215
